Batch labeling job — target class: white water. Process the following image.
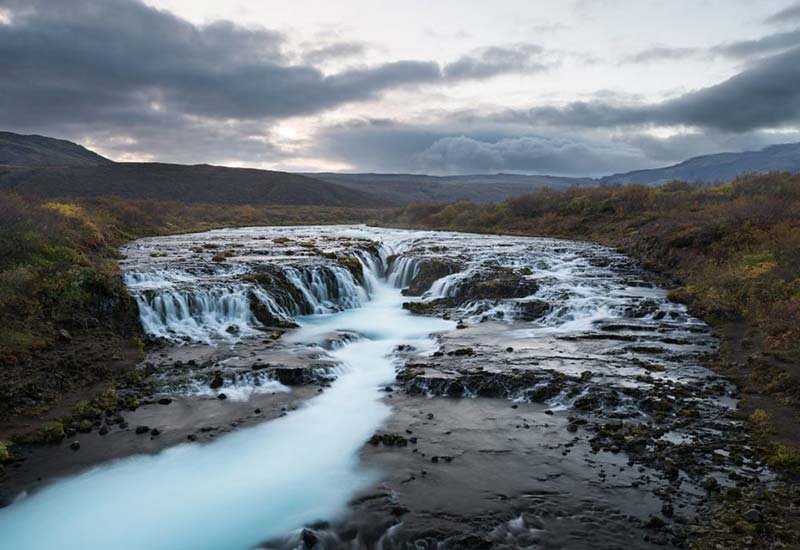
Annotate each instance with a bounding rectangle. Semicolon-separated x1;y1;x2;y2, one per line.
0;282;452;549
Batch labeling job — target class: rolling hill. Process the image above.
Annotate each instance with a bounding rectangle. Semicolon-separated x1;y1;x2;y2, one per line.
0;132;112;167
306;172;593;204
3;130;800;206
0;163;379;207
601;142;800;185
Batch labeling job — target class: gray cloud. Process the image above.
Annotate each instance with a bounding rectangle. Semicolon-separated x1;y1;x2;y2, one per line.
0;0;549;164
765;2;800;24
710;29;800;58
443;44;548;80
415;135;645;175
312;119;656;176
300;41;368;65
503;45;800;132
622;46;700;64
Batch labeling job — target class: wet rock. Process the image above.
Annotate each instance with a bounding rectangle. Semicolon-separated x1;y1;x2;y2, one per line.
301;528;318;548
369;433;408;447
210;371;224;389
69;440;80;451
447;347;474;356
742;509;762;523
644;515;665;529
135;425;150;434
157;397;172;405
217;393;227;400
402;259;462;296
513;300;551;321
57;329;72;343
150;428;160;436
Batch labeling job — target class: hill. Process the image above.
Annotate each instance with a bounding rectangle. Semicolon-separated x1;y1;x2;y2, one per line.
307;172;592;205
0;163;380;207
0;132;112;167
601;142;800;185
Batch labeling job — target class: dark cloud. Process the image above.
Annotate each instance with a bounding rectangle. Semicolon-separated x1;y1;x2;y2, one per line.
443;44;548;80
0;0;548;164
710;29;800;58
415;135;645;175
313;119;654;176
622;46;700;64
502;46;800;132
765;2;800;24
300;41;368;65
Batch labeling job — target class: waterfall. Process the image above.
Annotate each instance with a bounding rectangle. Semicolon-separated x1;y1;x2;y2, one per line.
125;247;388;344
386;255;421;288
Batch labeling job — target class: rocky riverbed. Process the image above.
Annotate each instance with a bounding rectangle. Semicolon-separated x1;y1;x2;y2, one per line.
0;226;773;549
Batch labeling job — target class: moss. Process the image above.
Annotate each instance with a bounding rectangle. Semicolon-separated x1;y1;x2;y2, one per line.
336;256;364;282
12;421;65;445
767;445;800;475
748;408;773;438
0;440;11;461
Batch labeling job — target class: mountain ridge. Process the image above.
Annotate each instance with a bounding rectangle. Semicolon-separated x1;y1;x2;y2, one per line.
2;131;800;206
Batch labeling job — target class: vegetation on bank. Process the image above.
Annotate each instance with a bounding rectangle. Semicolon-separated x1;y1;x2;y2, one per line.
0;192;382;430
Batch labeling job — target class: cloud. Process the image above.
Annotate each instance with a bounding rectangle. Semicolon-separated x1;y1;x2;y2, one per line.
415;135;645;175
622;46;700;64
710;29;800;58
0;0;553;165
443;44;548;80
765;2;800;24
312;119;656;176
300;41;368;65
502;45;800;132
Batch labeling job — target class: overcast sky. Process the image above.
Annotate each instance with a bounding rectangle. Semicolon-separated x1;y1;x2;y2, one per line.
2;0;800;175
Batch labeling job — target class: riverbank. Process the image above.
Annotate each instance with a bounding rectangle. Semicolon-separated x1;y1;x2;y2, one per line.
0;193;385;444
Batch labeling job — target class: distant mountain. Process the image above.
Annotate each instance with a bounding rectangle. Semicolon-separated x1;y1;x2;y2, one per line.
601;142;800;186
0;131;112;167
0;163;380;207
306;172;593;205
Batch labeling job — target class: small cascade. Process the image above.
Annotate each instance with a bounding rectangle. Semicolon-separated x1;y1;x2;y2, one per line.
422;270;469;300
124;239;388;343
387;255;421;288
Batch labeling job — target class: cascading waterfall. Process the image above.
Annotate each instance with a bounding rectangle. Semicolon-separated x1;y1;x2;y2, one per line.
126;248;388;343
386;255;421;288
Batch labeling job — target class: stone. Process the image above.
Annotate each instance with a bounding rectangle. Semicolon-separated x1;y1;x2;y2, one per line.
217;393;227;400
57;329;72;342
210;371;224;389
157;397;172;405
135;425;150;434
743;509;762;523
69;440;80;451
